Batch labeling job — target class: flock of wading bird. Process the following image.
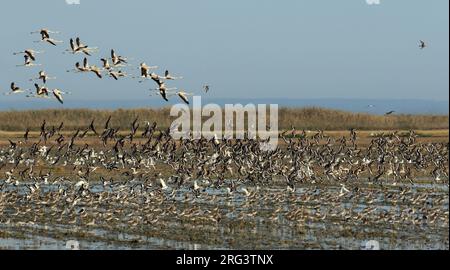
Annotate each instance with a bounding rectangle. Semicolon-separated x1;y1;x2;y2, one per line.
0;118;448;237
4;28;210;104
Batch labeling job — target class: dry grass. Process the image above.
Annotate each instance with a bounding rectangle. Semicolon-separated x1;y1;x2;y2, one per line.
278;107;449;131
0;107;448;132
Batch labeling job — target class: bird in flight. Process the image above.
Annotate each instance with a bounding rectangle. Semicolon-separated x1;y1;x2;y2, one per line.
4;82;28;95
52;89;71;104
31;28;62;46
203;85;210;93
385;111;395;115
176;91;193;105
419;40;427;49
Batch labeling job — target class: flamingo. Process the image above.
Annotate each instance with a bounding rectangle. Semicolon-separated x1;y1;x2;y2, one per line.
109;70;127;80
27;83;50;98
176;91;193;105
29;71;56;84
31;28;62;46
52;89;71;104
13;49;44;61
111;49;128;66
17;54;42;67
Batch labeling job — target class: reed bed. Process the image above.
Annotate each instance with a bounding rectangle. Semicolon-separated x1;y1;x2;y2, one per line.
0;107;447;131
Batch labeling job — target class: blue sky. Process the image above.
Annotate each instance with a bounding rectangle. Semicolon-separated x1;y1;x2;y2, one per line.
0;0;448;106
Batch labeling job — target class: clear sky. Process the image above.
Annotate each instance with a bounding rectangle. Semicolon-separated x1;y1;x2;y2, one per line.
0;0;448;105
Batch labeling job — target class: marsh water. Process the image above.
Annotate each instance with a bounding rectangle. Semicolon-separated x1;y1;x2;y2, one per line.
0;179;448;250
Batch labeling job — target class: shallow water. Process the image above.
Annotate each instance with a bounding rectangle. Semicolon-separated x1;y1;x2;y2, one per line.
0;179;448;250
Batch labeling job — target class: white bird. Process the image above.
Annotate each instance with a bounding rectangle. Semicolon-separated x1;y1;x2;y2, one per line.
31;29;62;46
31;28;60;39
150;82;177;102
339;184;350;197
67;37;98;55
139;62;158;78
287;185;296;193
4;82;28;95
193;180;201;191
70;57;90;73
29;70;56;84
111;49;128;66
162;70;183;80
89;65;103;79
176;91;193;105
100;58;112;70
38;37;63;46
159;178;168;190
75;179;89;191
109;70;127;80
17;54;41;67
241;187;251;197
52;89;71;104
27;83;50;98
13;49;43;61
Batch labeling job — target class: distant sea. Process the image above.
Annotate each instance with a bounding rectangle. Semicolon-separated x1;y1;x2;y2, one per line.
0;98;448;115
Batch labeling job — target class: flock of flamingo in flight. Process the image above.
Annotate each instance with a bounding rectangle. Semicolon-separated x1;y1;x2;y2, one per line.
2;28;427;107
4;28;210;105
